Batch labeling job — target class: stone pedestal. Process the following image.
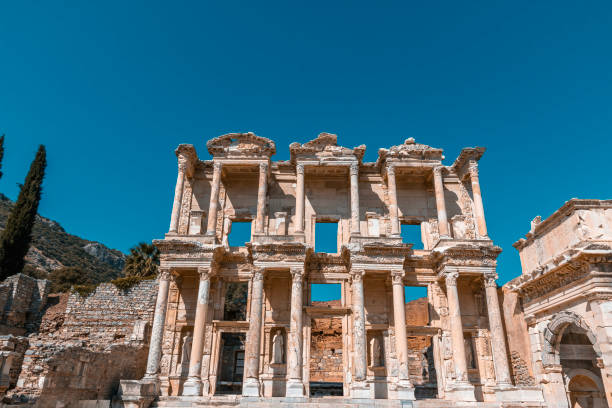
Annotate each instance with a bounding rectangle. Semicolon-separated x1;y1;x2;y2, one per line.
117;379;157;408
350;381;373;399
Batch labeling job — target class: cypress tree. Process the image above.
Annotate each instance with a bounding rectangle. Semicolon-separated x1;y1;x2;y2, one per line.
0;145;46;279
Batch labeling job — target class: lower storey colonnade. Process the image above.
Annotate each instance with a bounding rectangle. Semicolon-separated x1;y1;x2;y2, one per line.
141;264;514;402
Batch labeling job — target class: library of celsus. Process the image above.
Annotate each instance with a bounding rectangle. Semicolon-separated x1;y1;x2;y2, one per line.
112;132;609;408
4;132;609;408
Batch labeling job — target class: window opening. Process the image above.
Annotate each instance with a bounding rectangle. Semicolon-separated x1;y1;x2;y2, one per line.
401;223;423;249
228;221;252;247
311;283;341;303
315;222;338;253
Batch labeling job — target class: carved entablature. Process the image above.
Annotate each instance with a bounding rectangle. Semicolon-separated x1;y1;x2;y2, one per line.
432;243;501;275
506;245;612;303
206;132;276;159
289;132;365;164
377;138;444;168
247;242;310;263
343;242;412;269
450;147;486;180
154;239;225;266
306;252;348;274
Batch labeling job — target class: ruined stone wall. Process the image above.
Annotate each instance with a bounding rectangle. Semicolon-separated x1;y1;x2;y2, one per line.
0;274;50;335
310;316;343;383
7;279;158;405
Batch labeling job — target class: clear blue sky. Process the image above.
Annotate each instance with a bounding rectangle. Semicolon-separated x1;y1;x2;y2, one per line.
1;1;611;291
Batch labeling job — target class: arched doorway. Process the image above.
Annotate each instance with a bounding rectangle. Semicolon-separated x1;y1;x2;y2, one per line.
558;325;606;408
567;372;605;408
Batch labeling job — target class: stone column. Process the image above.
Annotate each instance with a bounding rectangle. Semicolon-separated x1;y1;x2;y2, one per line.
206;162;222;237
483;273;513;387
445;272;470;384
144;268;172;380
387;165;400;236
350;269;370;398
433;166;450;238
169;162;187;233
286;268;305;397
295;163;305;234
255;162;268;234
183;267;212;396
350;162;360;235
391;271;415;399
243;268;264;397
468;161;488;238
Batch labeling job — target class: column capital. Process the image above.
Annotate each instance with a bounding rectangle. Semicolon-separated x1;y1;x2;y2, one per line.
159;267;173;281
468;160;479;179
259;161;269;172
391;270;405;285
483;272;498;288
197;266;211;281
350;269;365;283
290;268;304;282
178;161;188;173
296;163;305;175
433;165;444;177
213;161;223;172
350;162;359;176
445;271;459;286
252;268;265;282
387;164;396;176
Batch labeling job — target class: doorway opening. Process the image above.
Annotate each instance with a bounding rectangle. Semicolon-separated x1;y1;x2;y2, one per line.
215;332;246;395
223;282;248;321
309;317;343;397
228;221;252;247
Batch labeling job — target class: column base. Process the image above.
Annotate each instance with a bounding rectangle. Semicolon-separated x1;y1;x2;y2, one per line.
285;379;305;397
182;377;203;396
445;382;476;402
242;377;261;397
395;380;415;400
351;380;373;399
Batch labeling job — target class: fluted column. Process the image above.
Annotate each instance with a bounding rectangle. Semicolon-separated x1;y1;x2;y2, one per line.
286;268;305;397
206;162;222;237
483;273;513;387
255;162;268;234
295;163;305;234
183;267;212;395
387;165;400;236
350;162;360;235
468;161;488;238
243;268;264;396
169;162;187;233
433;166;450;238
445;272;470;384
144;267;172;380
350;269;370;397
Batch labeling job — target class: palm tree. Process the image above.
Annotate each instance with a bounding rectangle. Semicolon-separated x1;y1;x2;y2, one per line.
123;242;159;278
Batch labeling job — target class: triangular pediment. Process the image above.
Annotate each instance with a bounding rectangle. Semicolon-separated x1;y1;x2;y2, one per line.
290;132;365;163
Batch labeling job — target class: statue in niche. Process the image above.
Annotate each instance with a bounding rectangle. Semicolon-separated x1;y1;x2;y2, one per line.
181;331;193;366
271;331;284;364
370;336;383;367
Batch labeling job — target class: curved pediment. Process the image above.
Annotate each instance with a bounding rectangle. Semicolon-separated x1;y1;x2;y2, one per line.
289;132;365;163
206;132;276;158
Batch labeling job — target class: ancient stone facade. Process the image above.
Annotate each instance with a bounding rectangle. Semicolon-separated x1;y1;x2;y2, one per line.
505;200;612;408
118;133;549;407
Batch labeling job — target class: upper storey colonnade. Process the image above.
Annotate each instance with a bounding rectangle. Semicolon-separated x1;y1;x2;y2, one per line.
166;132;489;248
